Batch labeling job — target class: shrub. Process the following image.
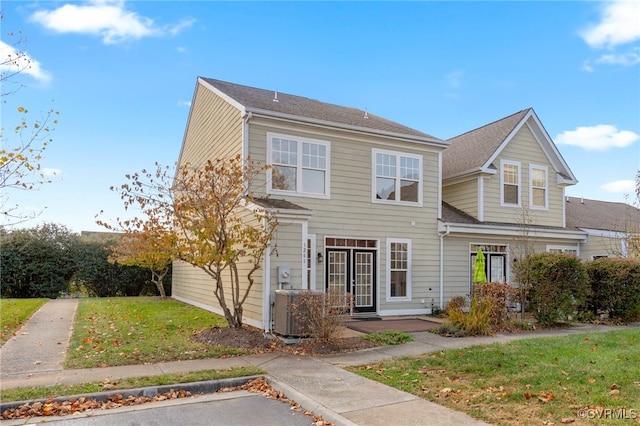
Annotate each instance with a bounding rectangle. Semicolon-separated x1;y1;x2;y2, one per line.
526;252;590;326
585;257;640;322
445;294;493;336
292;289;353;344
474;282;517;328
445;296;468;314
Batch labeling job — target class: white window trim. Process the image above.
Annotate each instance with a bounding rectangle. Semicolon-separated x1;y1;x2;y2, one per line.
546;245;579;256
500;159;521;207
386;238;412;302
266;132;331;199
529;164;548;210
371;148;423;207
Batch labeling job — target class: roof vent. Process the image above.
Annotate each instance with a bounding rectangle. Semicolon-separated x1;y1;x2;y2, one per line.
273;91;279;103
363;108;369;119
581;197;584;204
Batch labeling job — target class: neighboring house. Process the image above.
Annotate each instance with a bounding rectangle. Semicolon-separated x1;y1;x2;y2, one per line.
172;78;634;331
565;196;640;259
439;108;587;301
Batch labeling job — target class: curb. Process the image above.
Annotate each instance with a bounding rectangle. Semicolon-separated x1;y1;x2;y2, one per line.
0;375;263;414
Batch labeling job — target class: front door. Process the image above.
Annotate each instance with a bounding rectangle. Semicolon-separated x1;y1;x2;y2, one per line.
326;249;376;313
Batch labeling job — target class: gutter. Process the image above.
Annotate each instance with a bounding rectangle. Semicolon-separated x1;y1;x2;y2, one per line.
438;222;451;310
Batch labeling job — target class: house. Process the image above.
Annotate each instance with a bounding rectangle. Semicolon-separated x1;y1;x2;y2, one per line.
172;77;632;331
565;196;640;259
173;77;449;331
438;108;588;301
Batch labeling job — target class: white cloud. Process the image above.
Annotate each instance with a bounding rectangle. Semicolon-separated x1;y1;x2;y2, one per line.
555;124;639;150
0;40;51;82
580;0;640;49
596;48;640;66
581;60;595;72
178;100;191;107
600;179;636;193
30;0;194;45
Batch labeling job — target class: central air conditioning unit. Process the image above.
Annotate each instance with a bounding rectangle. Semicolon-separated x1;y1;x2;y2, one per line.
273;289;319;338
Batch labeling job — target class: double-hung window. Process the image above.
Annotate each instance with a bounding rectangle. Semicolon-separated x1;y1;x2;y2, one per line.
387;238;411;301
268;133;330;198
500;160;521;207
372;149;422;206
529;165;548;209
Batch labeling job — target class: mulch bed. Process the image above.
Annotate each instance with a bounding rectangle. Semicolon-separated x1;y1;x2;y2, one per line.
344;318;441;334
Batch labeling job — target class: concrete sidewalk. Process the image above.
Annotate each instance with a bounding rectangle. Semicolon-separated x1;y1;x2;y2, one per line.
1;300;634;425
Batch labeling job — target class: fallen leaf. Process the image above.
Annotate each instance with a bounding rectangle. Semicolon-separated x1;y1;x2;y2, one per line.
561;418;575;424
609;389;620;396
588;378;596;383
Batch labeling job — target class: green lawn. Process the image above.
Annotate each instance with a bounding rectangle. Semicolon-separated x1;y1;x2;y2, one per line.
0;298;48;346
350;328;640;425
0;366;264;403
65;297;241;369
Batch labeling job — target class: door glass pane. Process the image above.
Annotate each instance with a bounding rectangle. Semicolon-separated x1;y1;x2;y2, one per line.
328;251;347;292
489;255;505;283
355;252;373;307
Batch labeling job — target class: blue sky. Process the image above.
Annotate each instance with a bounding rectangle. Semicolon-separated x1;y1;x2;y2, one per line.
2;0;639;233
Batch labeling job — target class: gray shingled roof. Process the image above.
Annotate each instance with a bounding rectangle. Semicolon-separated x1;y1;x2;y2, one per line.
200;77;443;142
442;202;480;224
443;109;530;179
565;196;640;232
252;197;310;211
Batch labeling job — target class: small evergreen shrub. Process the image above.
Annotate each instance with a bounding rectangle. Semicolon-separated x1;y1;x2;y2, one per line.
585;257;640;322
526;252;590;326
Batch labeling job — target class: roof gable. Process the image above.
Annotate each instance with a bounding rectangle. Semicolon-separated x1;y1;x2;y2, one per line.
443;108;577;185
199;77;445;144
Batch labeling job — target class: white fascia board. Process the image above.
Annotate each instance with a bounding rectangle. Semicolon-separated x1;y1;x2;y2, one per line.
198;77;247;114
442;222;587;241
580;228;625;238
443;168;497;186
525;114;578;185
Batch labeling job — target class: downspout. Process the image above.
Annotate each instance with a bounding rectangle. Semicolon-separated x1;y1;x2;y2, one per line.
439;223;451;310
241;111;252;160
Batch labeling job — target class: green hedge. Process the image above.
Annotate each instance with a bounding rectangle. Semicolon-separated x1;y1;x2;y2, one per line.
526;252;590;326
585;257;640;322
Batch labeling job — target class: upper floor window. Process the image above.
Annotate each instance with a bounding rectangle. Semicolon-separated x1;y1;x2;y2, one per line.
529;165;548;209
500;160;521;207
268;133;330;198
372;149;422;206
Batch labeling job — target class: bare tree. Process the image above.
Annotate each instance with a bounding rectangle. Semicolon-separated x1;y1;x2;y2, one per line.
1;18;59;225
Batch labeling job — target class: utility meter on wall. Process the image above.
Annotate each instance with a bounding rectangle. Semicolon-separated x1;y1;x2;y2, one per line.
277;266;291;284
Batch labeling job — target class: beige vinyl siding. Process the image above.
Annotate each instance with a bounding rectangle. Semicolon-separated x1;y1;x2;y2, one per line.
442;233;585;305
171;206;266;327
269;220;304;291
580;234;623;260
483;125;564;227
178;83;243;168
443;179;478;219
247;119;443;313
